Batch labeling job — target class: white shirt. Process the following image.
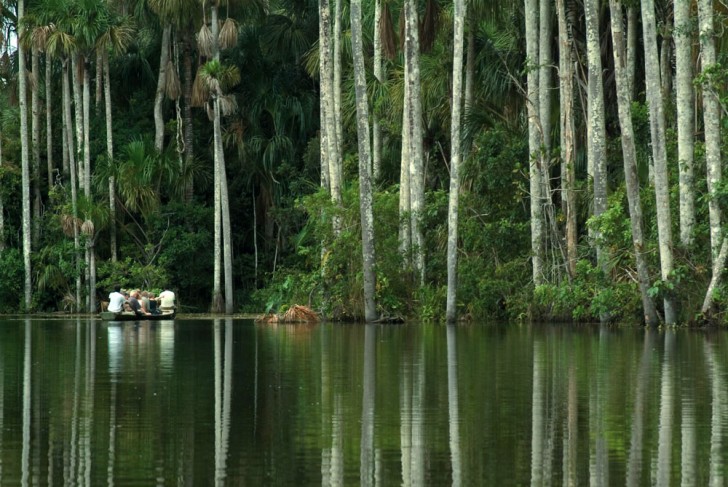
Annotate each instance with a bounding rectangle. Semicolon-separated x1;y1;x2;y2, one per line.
108;291;126;313
159;290;176;309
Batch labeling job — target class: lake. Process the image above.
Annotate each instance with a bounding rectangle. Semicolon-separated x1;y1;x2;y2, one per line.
0;318;725;485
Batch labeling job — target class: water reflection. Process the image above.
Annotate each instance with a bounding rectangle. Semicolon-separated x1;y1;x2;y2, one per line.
1;321;728;485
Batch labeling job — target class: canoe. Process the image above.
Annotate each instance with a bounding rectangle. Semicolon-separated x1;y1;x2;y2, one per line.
100;310;176;321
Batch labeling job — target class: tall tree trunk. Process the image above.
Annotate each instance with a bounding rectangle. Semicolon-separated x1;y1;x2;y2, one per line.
19;0;32;310
464;16;475;130
642;0;677;325
399;79;412;261
0;133;4;252
333;0;343;155
63;59;81;311
539;0;552;160
446;0;466;323
83;60;93;312
609;0;659;326
31;48;41;246
45;53;53;189
674;0;695;247
585;0;608;284
525;0;544;285
372;0;383;182
557;0;577;278
183;43;195;202
698;0;722;268
212;100;223;312
319;0;342;235
103;52;117;262
216;100;234;315
154;25;171;153
404;0;425;285
95;51;102;108
626;6;637;98
72;54;84;194
351;0;378;322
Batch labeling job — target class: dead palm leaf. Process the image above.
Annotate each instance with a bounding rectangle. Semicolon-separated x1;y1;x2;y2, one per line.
381;3;397;60
191;67;209;107
81;219;95;236
218;17;239;50
165;60;181;100
218;93;237;116
61;214;82;237
197;24;214;58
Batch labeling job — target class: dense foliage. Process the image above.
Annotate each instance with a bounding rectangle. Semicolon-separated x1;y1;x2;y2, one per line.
0;0;727;324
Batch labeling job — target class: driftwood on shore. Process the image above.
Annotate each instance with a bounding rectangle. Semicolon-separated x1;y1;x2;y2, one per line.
256;305;319;324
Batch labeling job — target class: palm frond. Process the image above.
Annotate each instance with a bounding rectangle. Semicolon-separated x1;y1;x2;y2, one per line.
165;60;181;100
218;17;239;50
197;24;214;58
191;67;209;106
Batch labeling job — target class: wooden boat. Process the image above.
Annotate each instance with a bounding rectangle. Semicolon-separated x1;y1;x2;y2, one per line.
100;310;176;321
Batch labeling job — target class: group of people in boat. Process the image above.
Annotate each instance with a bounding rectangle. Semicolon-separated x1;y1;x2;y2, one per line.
107;284;175;316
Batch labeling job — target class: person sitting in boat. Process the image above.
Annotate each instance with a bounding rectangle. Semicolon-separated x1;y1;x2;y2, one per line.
129;291;150;316
148;292;161;315
108;284;126;313
158;288;176;312
140;291;153;315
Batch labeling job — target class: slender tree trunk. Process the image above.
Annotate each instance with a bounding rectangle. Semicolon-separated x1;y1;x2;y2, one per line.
446;0;466;323
45;53;53;189
0;133;4;252
95;51;102;108
626;6;637;98
103;52;117;262
154;25;171;153
83;61;93;312
183;43;195;202
217;104;234;315
212;99;223;312
351;0;378;322
372;0;383;182
319;0;342;235
63;59;81;311
539;0;552;159
698;0;722;267
701;237;728;316
464;17;475;129
404;0;425;285
19;0;32;310
333;0;343;155
399;80;412;261
609;0;659;326
642;0;677;324
31;48;41;246
674;0;695;247
586;0;608;281
61;118;69;178
525;0;544;285
72;54;84;194
557;0;577;278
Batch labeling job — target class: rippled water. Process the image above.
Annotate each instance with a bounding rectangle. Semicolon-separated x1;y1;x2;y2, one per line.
0;319;726;485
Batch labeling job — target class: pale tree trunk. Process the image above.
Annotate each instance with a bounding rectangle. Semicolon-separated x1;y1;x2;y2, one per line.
626;6;637;98
63;59;82;311
17;62;30;306
319;0;342;235
351;0;378;322
642;0;677;325
702;237;728;316
31;48;41;245
698;0;722;267
404;0;425;285
538;0;552;162
674;0;695;247
19;0;32;310
61;119;69;177
372;0;383;182
212;102;223;312
609;0;659;326
95;51;102;108
585;0;608;280
72;54;84;194
45;53;53;189
154;25;171;153
104;52;117;262
399;81;412;261
333;0;343;154
446;0;466;324
216;102;234;315
557;0;577;278
525;0;544;285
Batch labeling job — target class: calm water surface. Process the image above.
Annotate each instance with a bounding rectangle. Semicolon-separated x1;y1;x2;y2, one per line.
0;319;726;486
